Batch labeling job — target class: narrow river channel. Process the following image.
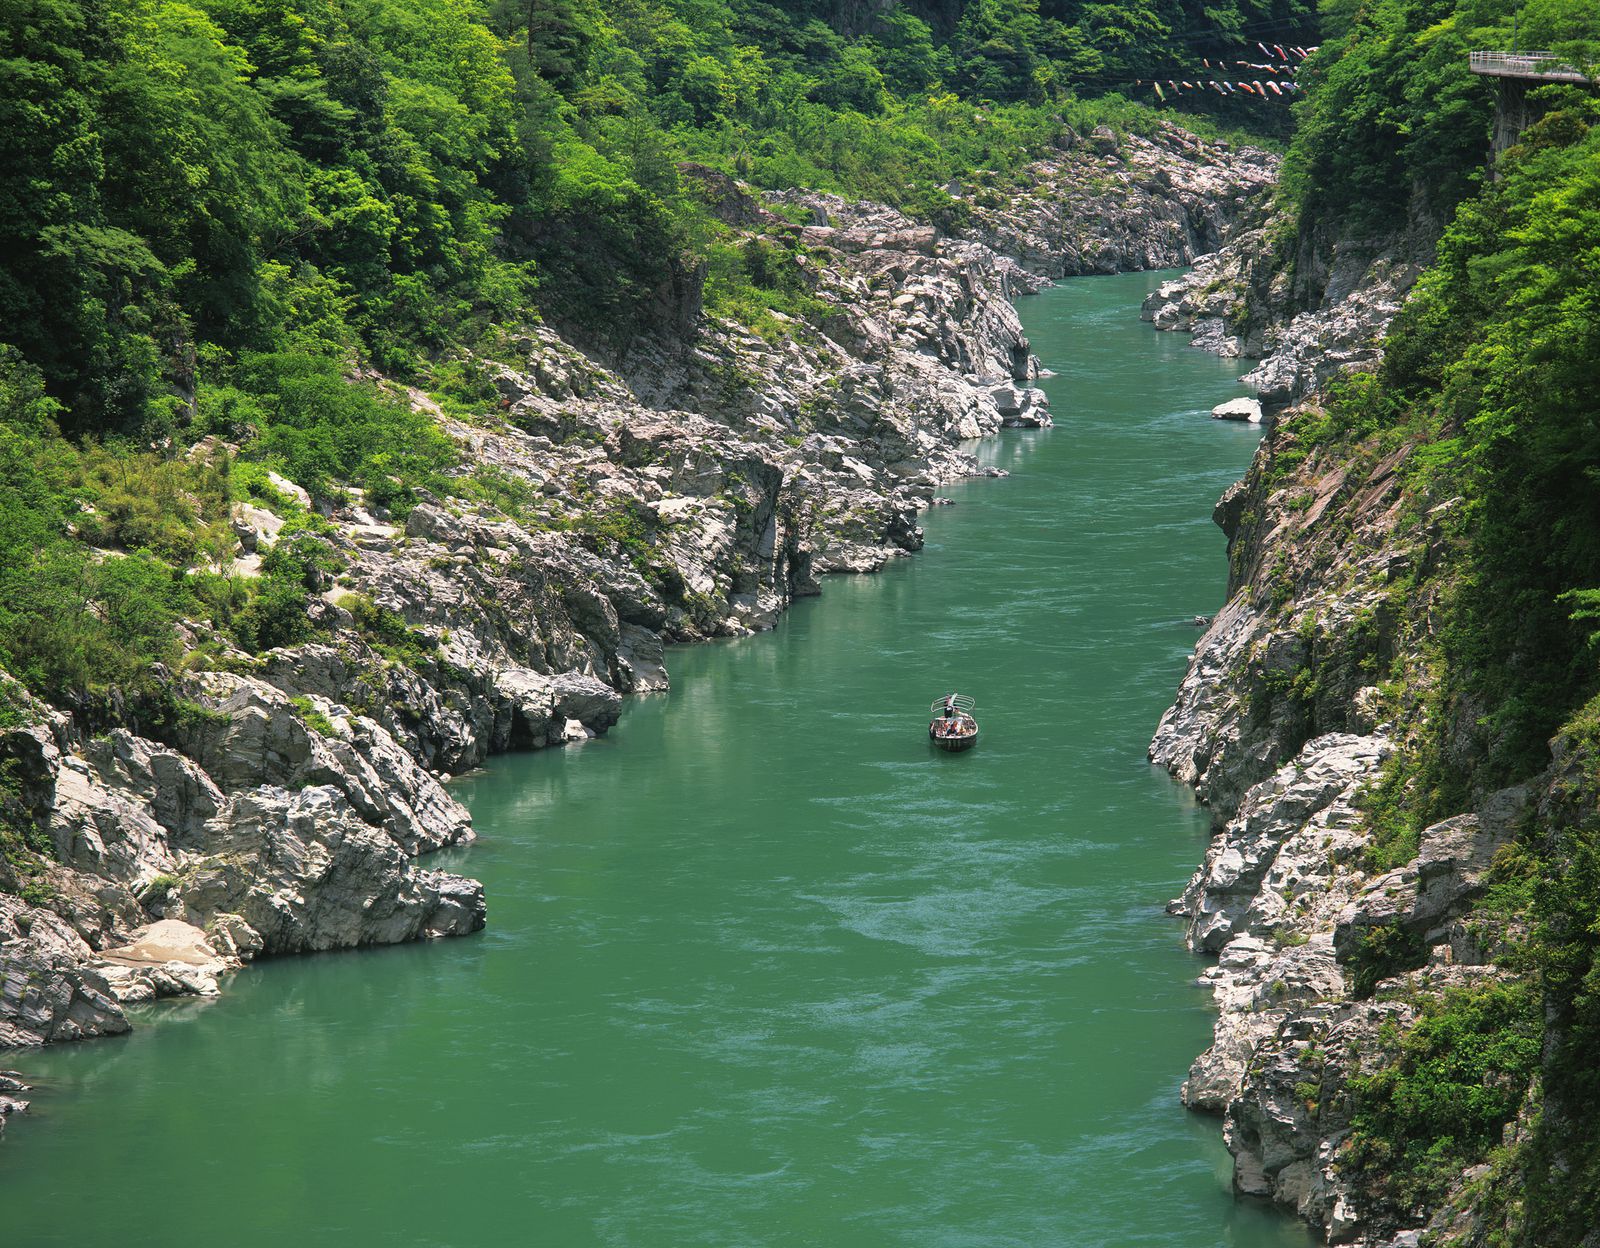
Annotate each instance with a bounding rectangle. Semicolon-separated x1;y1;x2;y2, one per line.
4;272;1310;1248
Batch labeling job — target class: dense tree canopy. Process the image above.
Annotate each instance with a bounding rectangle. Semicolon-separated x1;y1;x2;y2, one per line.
5;2;1600;1237
0;0;1308;425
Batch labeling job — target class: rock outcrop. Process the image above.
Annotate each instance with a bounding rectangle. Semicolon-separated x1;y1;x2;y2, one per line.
1;683;486;1048
964;123;1280;278
0;894;130;1048
1140;208;1441;413
1152;319;1539;1243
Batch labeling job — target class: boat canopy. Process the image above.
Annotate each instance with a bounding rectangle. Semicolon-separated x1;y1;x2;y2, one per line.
930;693;975;715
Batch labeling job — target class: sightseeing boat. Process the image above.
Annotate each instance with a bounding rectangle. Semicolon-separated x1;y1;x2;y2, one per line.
928;693;979;752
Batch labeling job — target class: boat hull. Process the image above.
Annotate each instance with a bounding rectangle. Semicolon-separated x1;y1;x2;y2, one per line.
929;724;979;752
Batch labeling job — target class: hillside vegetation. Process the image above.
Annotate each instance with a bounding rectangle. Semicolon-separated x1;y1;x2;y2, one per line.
14;0;1600;1238
0;0;1301;718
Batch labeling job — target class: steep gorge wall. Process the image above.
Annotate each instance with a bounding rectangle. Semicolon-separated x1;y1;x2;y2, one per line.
1138;203;1441;415
1145;227;1578;1245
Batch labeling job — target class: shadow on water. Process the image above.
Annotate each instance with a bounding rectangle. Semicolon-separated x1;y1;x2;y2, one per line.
2;272;1310;1248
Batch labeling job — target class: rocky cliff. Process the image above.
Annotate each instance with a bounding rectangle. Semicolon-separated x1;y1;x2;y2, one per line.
1137;203;1441;415
963;123;1279;278
1150;296;1553;1245
0;122;1276;1138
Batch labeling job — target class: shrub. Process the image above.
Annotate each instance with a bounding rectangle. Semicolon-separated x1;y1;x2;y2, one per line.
1342;982;1540;1213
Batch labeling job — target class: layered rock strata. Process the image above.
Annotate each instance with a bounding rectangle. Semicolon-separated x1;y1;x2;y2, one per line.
1;129;1277;1131
965;123;1280;278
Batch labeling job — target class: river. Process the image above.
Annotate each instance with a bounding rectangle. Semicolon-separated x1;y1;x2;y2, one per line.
2;272;1309;1248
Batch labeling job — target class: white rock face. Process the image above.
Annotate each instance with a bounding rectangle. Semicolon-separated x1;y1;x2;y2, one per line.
96;920;231;1003
1166;717;1528;1242
495;668;623;749
0;895;129;1046
963;123;1280;278
1181;734;1391;956
182;673;474;855
0;673;485;1047
1210;396;1263;422
1142;211;1440;414
1152;324;1533;1244
0;1069;30;1138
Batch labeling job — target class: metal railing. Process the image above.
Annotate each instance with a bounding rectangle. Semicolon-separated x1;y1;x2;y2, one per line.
1469;50;1594;83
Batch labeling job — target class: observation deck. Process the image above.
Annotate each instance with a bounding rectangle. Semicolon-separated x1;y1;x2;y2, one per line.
1469;50;1593;84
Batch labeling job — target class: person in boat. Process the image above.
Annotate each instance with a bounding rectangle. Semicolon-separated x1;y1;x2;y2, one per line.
943;695;957;720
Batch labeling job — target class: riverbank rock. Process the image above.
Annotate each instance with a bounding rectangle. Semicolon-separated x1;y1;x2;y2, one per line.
1151;347;1547;1242
0;894;130;1046
0;1070;29;1134
963;122;1280;278
1210;397;1263;423
95;919;232;1004
1141;207;1441;413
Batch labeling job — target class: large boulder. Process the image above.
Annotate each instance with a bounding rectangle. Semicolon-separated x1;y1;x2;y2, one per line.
95;919;233;1004
183;674;472;854
496;668;623;748
1211;396;1263;422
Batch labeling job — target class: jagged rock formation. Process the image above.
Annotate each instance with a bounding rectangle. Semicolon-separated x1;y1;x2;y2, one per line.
1153;420;1426;821
1139;208;1442;413
1;129;1276;1139
0;1068;30;1142
965;123;1280;278
1151;362;1540;1243
1;688;485;1048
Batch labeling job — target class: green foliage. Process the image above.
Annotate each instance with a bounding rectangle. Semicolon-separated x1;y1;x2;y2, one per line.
1343;981;1540;1212
702;233;831;340
1266;51;1600;1235
460;465;558;525
1278;79;1600;799
71;443;234;565
1342;919;1428;998
15;551;191;702
1386;101;1600;785
338;592;436;664
0;351;204;701
1;0;299;435
228;578;309;652
1281;0;1520;232
289;694;337;737
1490;699;1600;1240
0;0;1305;709
223;353;458;512
575;498;657;571
1357;754;1429;872
0;753;57;902
230;521;343;652
3;0;1296;419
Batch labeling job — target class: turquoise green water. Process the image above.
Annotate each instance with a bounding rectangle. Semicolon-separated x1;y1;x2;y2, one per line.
2;272;1309;1248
